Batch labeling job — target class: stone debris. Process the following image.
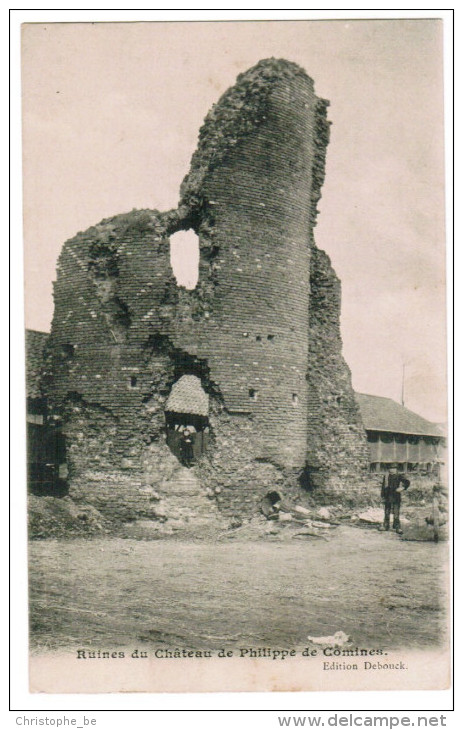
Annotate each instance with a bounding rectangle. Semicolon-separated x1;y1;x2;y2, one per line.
356;507;384;524
311;520;337;529
293;531;329;541
28;494;108;539
307;630;350;647
354;507;411;527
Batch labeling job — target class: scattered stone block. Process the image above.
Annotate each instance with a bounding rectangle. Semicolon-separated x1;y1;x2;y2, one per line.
357;507;384;524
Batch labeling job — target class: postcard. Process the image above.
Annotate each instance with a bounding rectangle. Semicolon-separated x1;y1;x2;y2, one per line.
21;18;449;694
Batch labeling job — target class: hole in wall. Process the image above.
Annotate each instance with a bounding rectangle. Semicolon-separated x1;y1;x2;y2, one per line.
249;388;258;401
261;490;283;518
265;491;282;505
292;393;299;406
298;465;320;492
170;229;199;289
61;344;75;359
28;428;68;497
164;375;210;465
129;376;138;388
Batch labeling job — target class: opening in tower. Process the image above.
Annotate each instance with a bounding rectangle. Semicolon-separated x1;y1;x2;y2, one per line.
164;374;210;466
170;229;199;289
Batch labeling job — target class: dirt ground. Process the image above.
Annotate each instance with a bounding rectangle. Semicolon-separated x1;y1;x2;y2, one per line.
29;525;449;654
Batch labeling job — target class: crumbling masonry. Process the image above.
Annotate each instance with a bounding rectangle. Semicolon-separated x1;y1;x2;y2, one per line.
43;59;369;522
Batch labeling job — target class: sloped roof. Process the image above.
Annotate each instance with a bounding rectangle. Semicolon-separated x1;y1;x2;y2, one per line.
165;375;209;416
355;392;443;438
26;329;48;398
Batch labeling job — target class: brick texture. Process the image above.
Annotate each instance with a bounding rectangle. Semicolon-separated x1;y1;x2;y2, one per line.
43;59;369;519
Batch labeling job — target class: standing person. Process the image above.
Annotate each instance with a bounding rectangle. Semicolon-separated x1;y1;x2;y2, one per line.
380;464;410;534
181;427;194;467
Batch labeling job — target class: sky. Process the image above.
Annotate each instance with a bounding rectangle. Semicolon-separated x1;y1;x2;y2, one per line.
21;19;448;422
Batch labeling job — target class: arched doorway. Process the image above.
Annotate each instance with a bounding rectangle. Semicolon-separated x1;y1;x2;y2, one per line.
165;375;210;465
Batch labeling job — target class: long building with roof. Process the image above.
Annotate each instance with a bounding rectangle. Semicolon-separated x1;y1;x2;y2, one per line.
26;330;67;493
355;392;445;476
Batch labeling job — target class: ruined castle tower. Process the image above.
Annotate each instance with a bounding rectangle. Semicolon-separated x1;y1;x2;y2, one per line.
43;59;369;520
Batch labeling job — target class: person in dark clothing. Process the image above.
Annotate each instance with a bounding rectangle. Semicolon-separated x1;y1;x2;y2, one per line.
380;464;410;534
180;427;194;467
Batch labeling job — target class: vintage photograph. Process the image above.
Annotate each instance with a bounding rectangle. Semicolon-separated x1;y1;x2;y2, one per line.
22;19;449;693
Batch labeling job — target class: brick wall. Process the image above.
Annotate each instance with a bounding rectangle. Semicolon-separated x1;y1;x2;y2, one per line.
43;59;369;519
175;70;318;468
305;245;370;495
